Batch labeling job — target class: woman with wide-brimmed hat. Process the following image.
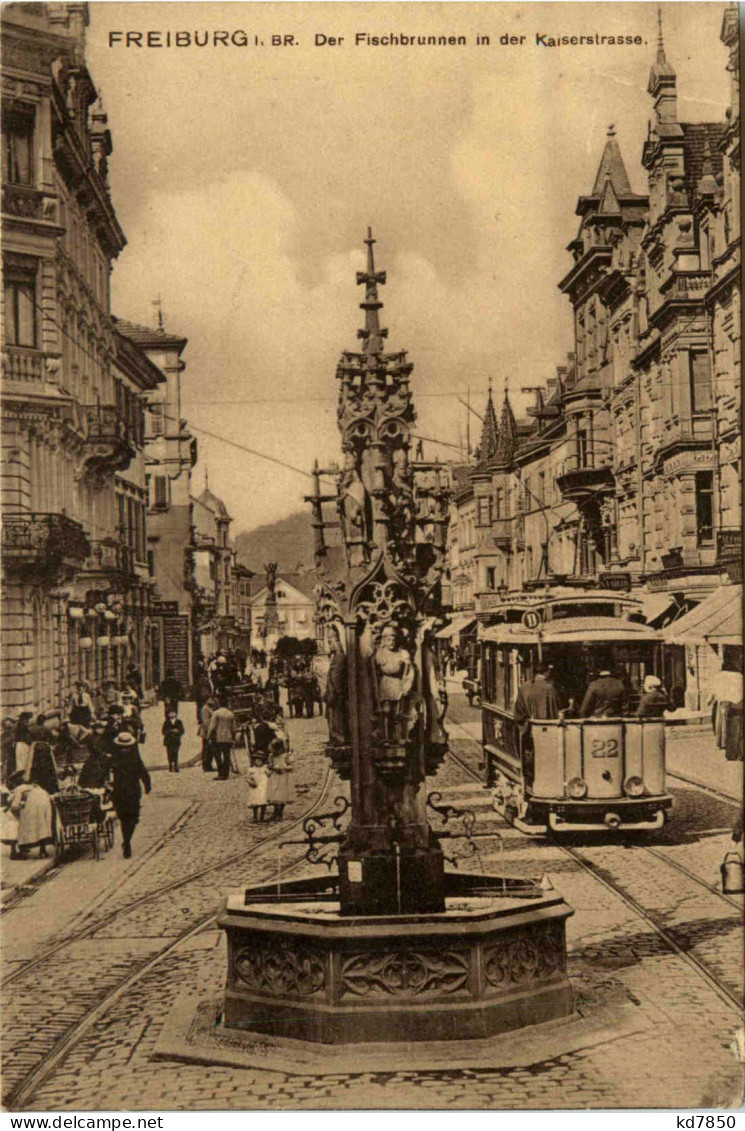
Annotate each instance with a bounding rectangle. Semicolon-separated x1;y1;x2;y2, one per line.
110;731;151;858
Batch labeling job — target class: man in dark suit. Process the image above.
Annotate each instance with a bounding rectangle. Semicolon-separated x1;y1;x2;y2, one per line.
513;665;560;727
580;663;627;718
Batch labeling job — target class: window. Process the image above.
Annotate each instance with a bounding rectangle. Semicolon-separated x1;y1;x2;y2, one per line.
3;266;36;347
149;402;165;436
147;550;155;578
486;567;496;590
689;351;712;413
477;497;490;526
577;430;589;469
152;476;168;510
696;471;714;543
494;487;503;519
537;471;545;506
3;108;33;185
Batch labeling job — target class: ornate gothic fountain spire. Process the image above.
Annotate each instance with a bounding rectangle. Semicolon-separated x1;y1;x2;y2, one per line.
357;226;388;357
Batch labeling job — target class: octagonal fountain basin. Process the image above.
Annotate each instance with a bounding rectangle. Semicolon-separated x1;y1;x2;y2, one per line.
217;874;574;1045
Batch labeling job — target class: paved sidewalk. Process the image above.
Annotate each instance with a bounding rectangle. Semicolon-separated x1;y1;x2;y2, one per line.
1;700;203;905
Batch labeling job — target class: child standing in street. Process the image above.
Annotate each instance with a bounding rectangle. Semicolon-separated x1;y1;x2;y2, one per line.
162;709;185;773
246;753;269;822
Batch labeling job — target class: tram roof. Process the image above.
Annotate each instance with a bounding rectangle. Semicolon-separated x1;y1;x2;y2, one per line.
480;616;663;645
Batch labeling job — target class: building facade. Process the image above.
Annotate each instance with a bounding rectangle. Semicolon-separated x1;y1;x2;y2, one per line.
0;3;155;714
114;318;197;691
249;574;317;654
450;13;741;711
191;481;240;658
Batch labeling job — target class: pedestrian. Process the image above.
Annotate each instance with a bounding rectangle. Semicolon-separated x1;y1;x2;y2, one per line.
199;698;217;773
120;690;145;742
158;668;183;718
513;664;560;726
12;712;33;780
580;660;627;718
246;753;269;822
206;697;237;781
68;681;95;727
193;662;211;725
712;669;743;750
162;709;185;773
27;741;60;796
110;731;151;858
637;675;669;718
2;718;17;785
8;771;54;859
1;771;23;858
253;704;279;759
266;737;294;821
126;664;143;703
77;742;111;789
103;680;120;710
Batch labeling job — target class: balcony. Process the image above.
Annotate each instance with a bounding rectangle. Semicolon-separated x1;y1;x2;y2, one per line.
652;413;714;467
83;405;135;472
556;452;614;501
1;512;89;578
658;271;712;302
83;538;136;577
2;346;46;384
1;184;59;224
491;518;512;549
717;528;742;564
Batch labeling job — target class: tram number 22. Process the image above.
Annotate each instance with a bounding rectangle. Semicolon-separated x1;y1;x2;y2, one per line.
590;737;619;759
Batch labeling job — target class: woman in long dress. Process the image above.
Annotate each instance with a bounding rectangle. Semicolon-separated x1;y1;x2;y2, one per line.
27;741;60;796
266;738;294;821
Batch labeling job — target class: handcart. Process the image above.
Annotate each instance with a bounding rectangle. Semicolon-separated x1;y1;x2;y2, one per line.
228;685;275;758
52;786;100;862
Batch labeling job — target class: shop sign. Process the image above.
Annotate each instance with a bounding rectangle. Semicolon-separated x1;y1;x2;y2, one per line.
599;572;632;593
151;600;179;615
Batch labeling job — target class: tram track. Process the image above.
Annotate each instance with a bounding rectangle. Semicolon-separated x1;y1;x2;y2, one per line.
2;764;337;1110
442;729;743;1017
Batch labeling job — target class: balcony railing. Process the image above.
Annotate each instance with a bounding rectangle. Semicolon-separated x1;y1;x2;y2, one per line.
83;405;135;472
1;184;58;222
556;450;614;500
2;346;46;383
1;512;89;575
659;271;712;302
653;413;713;462
84;538;135;576
717;528;742;563
491;518;512;548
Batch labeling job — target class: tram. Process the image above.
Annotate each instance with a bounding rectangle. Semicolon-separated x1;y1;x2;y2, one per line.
479;593;673;834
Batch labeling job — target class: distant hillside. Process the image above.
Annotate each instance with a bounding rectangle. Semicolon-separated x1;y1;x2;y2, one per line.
234;510;315;574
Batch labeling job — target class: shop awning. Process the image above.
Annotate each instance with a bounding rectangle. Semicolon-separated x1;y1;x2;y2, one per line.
663;585;742;646
481;616;663;646
436;616;477;640
637;592;680;627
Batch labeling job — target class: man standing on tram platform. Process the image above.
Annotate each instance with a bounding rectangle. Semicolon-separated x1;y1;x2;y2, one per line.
513;664;560;787
513;664;560;728
580;660;627;718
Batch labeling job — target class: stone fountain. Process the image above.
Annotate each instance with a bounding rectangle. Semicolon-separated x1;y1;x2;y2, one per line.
211;231;574;1058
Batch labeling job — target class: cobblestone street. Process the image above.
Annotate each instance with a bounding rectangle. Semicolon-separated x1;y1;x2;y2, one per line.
1;696;742;1111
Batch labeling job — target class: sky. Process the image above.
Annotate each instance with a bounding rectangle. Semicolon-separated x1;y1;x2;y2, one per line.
85;2;733;535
